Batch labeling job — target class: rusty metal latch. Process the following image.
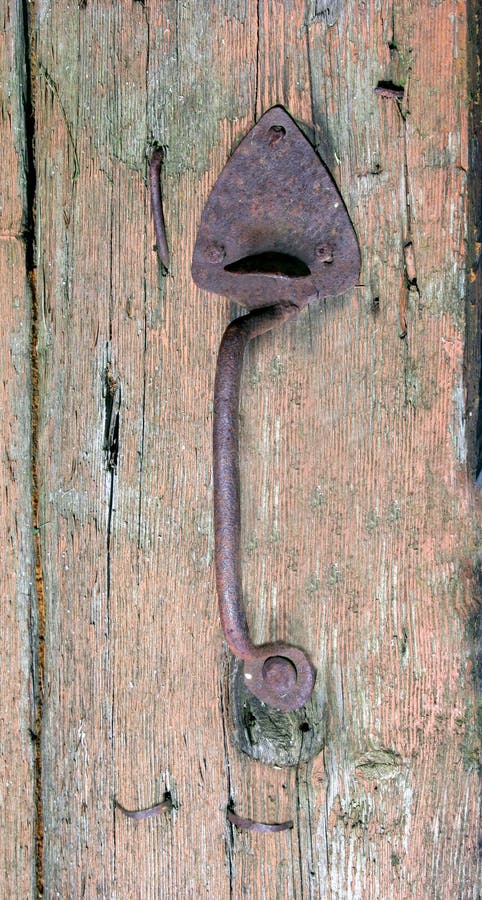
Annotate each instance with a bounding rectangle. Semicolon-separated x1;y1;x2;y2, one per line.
192;106;360;711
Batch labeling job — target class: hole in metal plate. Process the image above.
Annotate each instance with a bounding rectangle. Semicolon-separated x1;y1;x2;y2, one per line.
225;251;310;278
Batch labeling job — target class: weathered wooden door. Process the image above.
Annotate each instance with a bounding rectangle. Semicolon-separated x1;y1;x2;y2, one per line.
2;1;480;896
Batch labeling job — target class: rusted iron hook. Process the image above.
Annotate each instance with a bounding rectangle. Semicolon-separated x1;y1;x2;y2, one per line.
213;303;315;711
191;107;361;712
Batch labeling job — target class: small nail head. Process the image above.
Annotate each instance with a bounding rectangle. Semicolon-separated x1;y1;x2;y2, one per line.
267;124;286;146
315;245;334;263
206;243;226;263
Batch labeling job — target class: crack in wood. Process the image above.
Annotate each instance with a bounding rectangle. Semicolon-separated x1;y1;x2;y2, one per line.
15;0;45;892
219;664;234;898
103;365;121;473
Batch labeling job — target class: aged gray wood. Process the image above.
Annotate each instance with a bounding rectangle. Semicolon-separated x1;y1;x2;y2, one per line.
0;0;37;895
32;1;480;897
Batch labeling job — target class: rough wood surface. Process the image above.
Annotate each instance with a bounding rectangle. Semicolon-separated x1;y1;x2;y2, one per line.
0;2;36;895
11;0;479;896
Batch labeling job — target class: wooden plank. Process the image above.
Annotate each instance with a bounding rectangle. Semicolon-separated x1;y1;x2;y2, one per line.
35;0;479;896
0;1;36;895
36;7;116;894
223;2;480;895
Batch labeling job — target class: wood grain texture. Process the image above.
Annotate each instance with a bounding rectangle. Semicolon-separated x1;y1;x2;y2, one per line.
0;1;36;895
33;1;480;897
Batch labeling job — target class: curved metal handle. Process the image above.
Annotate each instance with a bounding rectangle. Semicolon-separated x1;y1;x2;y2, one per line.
194;106;360;711
213;304;315;711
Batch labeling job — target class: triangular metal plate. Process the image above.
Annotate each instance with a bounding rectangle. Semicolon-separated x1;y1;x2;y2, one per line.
192;106;360;309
